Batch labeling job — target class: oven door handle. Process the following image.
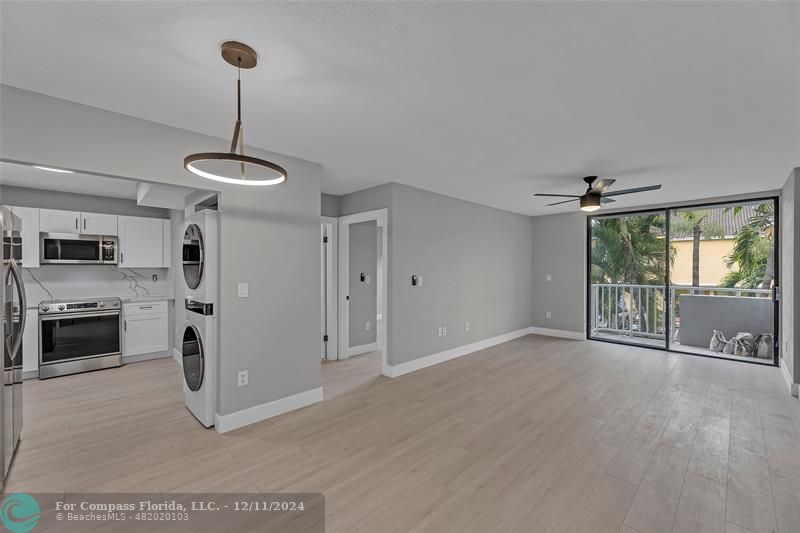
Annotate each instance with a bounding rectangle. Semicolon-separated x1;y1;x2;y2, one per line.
40;310;120;321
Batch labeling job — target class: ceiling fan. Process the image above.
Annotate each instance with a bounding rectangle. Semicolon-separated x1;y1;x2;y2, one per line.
534;176;662;212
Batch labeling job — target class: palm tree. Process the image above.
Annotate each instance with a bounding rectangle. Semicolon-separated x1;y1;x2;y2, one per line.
591;214;672;334
591;214;668;285
720;203;775;289
670;210;724;287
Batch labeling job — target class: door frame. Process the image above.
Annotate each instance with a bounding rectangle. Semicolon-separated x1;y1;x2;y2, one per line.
321;217;338;361
338;208;388;367
585;196;780;366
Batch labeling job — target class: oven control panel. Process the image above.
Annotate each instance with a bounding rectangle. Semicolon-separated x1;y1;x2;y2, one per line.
39;298;121;315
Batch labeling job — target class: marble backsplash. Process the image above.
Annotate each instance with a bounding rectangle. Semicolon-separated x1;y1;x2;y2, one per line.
21;265;173;308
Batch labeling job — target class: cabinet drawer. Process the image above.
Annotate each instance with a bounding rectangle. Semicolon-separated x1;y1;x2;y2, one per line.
123;301;168;317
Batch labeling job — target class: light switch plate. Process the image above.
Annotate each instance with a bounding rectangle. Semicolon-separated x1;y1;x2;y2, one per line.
546;311;552;319
366;320;371;331
238;282;249;298
546;274;552;282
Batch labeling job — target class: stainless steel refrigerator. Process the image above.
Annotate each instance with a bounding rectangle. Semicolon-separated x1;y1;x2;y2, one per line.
1;206;27;490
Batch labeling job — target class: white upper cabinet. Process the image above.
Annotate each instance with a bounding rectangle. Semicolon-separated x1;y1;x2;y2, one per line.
10;206;40;268
81;212;118;235
118;216;171;268
40;209;118;236
40;208;80;233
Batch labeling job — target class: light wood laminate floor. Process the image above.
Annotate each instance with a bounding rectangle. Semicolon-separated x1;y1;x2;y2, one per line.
7;336;800;532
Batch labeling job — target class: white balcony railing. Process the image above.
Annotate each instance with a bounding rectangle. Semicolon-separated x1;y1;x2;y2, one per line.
590;283;772;341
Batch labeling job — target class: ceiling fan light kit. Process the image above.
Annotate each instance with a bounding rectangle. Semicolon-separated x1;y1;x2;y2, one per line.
534;175;662;212
579;193;601;212
184;41;287;186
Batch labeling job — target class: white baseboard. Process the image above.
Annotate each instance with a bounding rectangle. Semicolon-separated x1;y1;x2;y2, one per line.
780;358;799;397
382;327;532;378
214;387;323;433
347;342;378;358
530;326;586;341
528;326;586;340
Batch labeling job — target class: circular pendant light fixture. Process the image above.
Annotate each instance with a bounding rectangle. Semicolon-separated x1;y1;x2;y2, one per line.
184;41;287;186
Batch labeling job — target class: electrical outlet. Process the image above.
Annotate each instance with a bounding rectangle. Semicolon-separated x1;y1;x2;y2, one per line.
465;321;470;332
365;274;371;284
237;370;248;387
418;276;423;286
546;311;552;319
443;326;447;336
438;327;443;337
546;274;552;282
366;320;371;331
238;282;249;298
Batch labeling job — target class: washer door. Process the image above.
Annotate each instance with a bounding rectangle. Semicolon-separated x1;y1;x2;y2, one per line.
182;325;204;392
182;223;205;290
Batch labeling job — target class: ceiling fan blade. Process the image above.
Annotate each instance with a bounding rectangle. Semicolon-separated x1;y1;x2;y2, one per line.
601;197;616;204
590;178;616;193
602;184;662;197
546;198;580;206
534;193;581;198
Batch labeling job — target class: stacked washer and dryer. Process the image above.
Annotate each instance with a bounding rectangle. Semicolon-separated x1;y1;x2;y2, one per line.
181;209;218;427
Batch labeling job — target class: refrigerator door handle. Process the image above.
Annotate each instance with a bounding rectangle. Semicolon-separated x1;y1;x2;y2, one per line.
7;260;26;362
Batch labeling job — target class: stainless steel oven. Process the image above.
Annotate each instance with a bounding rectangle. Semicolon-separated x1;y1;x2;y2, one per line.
38;298;122;379
40;233;118;265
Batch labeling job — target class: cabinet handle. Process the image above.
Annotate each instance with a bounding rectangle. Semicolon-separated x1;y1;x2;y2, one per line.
75;219;78;230
83;218;86;230
139;306;153;310
124;320;127;332
120;252;124;264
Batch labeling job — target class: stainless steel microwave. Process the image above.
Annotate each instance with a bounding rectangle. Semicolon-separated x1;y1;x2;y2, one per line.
40;233;118;264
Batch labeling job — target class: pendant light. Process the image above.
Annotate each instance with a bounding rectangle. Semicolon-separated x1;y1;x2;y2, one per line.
184;41;287;186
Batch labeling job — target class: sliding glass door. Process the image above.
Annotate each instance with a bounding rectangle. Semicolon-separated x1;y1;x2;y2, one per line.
668;200;776;363
587;198;778;365
588;210;668;348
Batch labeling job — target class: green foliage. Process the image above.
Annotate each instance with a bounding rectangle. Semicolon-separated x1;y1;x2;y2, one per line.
590;214;669;285
719;203;774;289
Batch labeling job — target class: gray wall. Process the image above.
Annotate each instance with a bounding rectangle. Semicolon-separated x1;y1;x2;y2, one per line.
337;183;533;367
781;169;799;385
321;193;339;218
349;221;377;347
530;212;586;333
0;185;169;218
2;85;323;416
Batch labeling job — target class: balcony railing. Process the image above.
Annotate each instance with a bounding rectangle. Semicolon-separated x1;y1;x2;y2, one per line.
590;283;772;341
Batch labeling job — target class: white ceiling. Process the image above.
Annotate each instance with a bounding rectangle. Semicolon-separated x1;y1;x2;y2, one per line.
1;2;798;215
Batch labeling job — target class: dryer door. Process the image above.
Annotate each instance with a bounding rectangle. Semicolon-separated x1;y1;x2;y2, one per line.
182;325;204;392
182;224;204;290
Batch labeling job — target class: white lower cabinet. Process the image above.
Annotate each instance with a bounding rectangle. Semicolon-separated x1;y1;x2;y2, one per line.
123;301;169;357
22;308;38;375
